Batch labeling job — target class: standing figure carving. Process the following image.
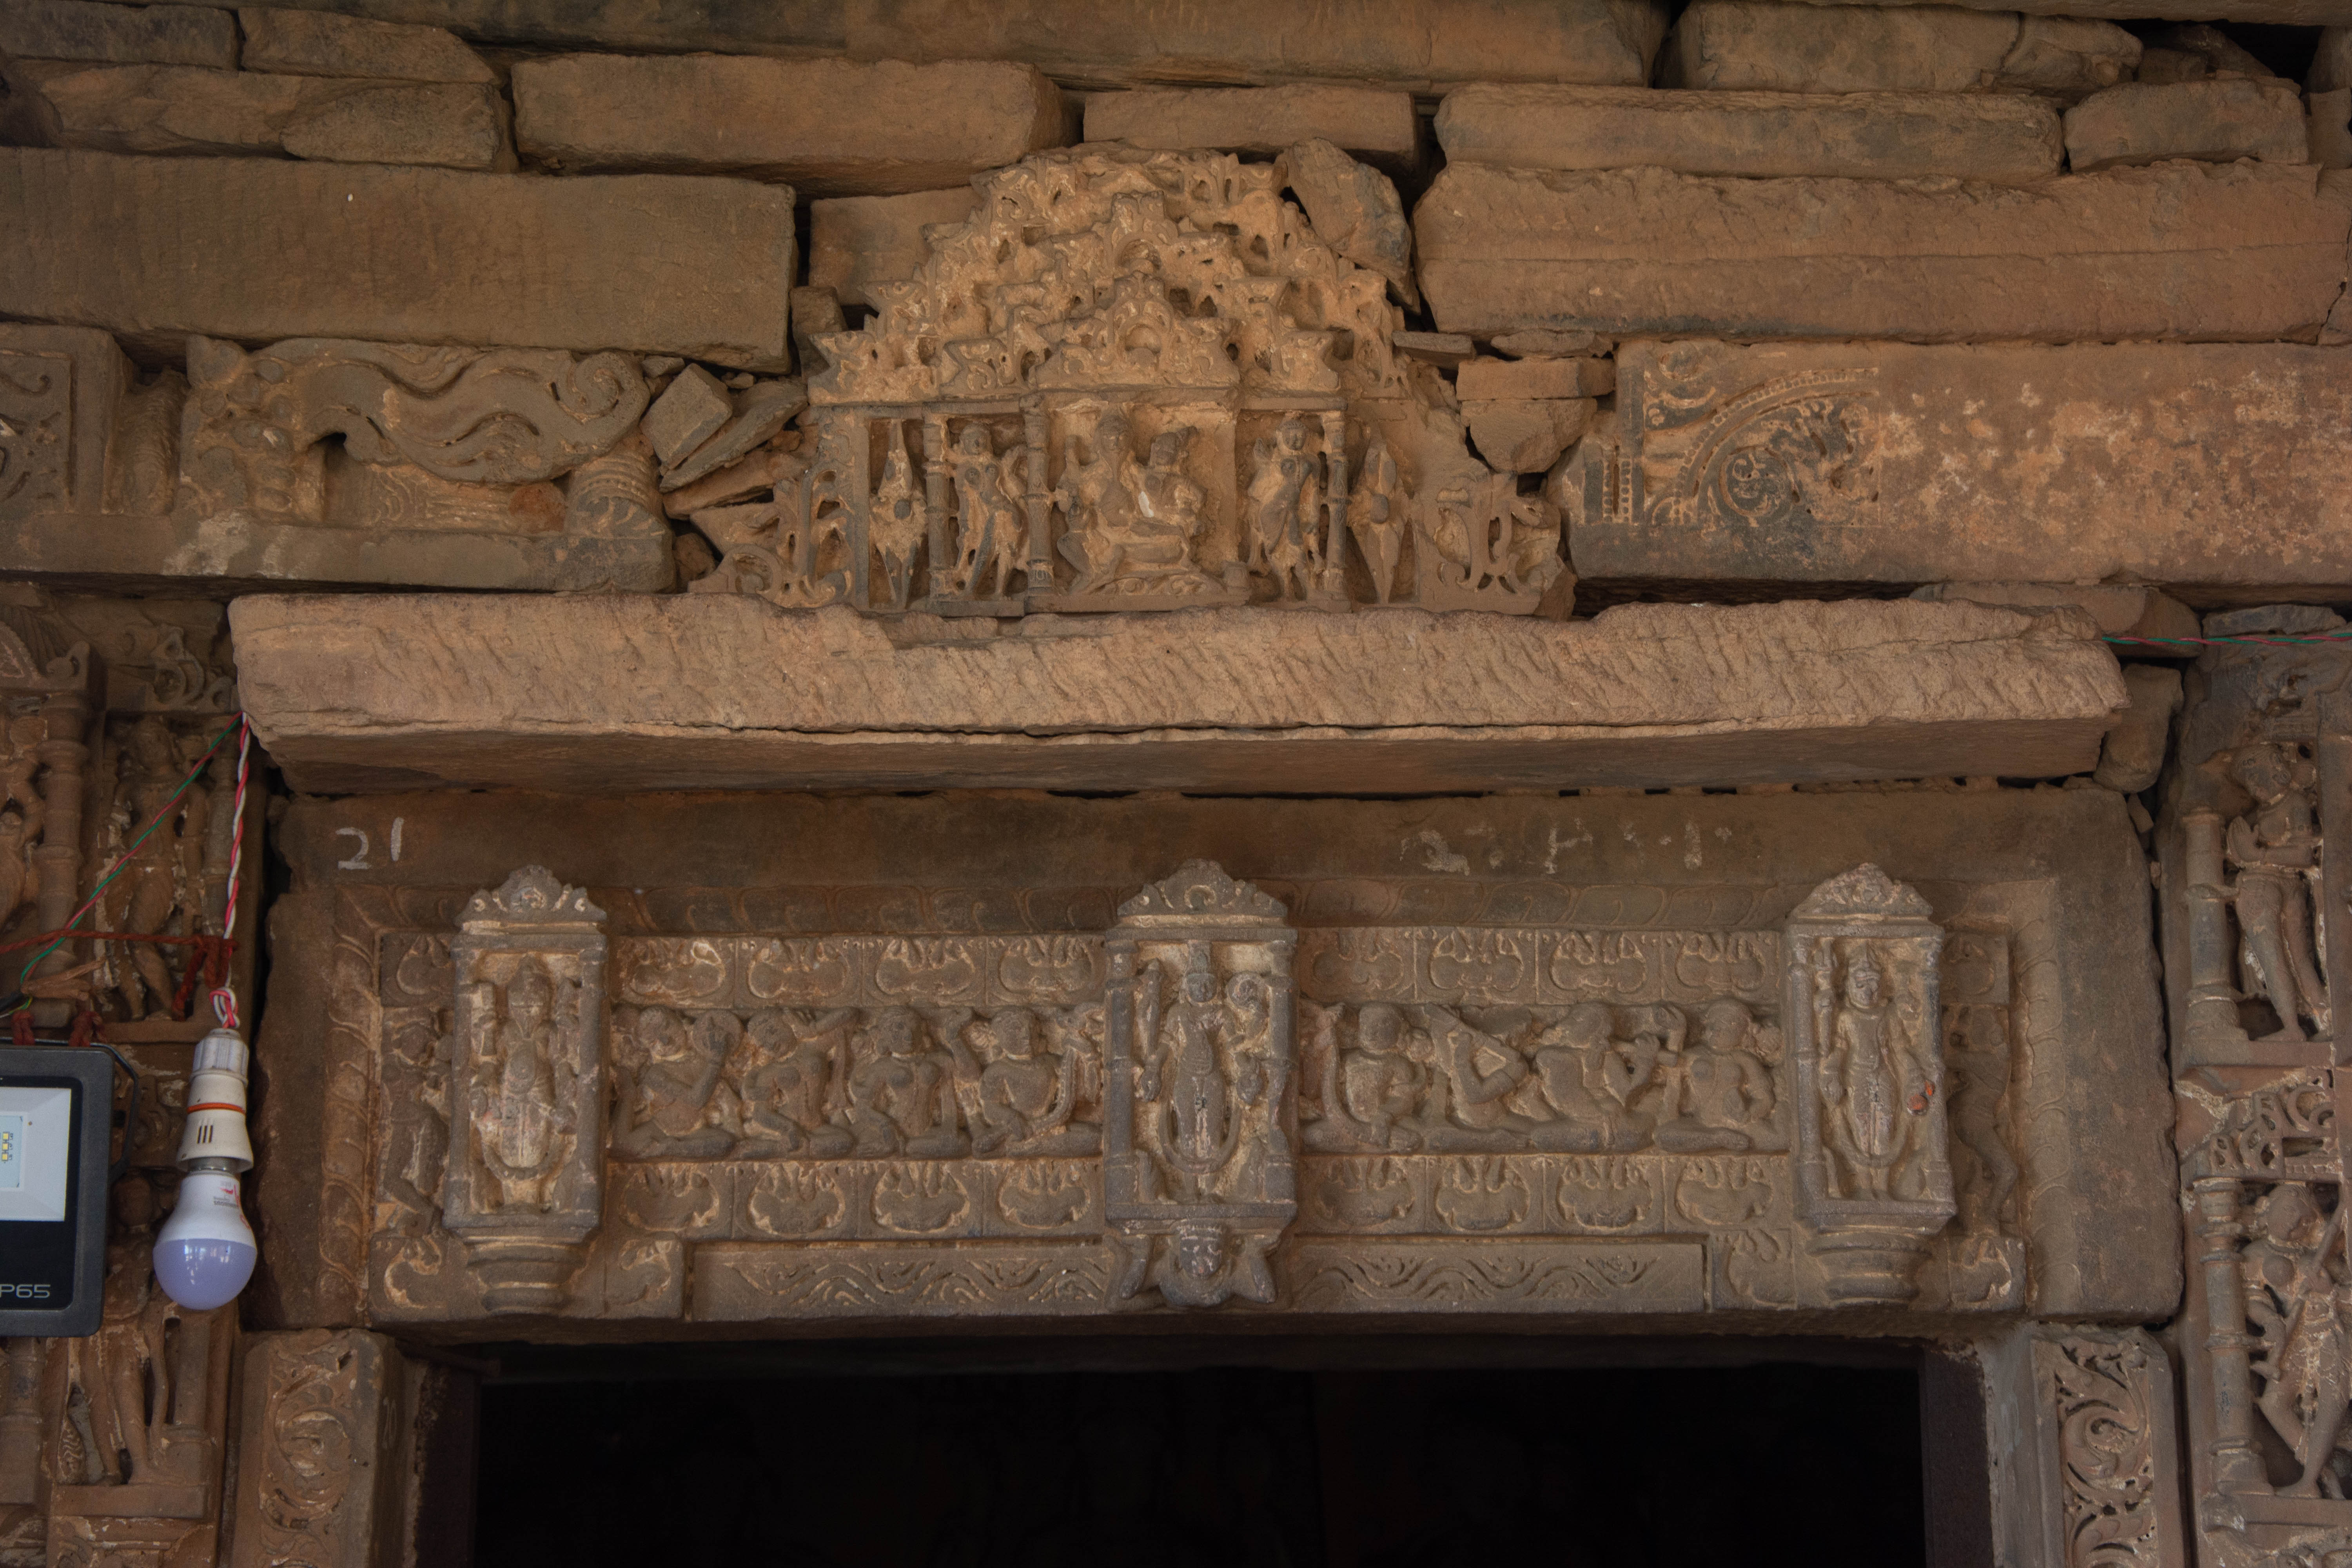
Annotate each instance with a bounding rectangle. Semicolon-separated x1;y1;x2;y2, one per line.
1246;414;1319;600
2243;1185;2352;1498
2225;742;2329;1042
1815;949;1931;1200
845;1006;968;1158
97;717;196;1017
466;959;577;1209
947;424;1024;601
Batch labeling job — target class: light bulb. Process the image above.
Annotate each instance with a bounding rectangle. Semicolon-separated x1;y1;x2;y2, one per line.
155;1026;258;1312
154;1169;256;1310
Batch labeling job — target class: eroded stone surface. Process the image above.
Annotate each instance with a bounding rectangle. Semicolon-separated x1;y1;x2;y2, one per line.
0;148;796;365
1416;161;2352;341
0;0;236;67
1086;85;1418;168
237;6;494;82
1561;340;2352;593
2063;78;2309;171
808;187;983;310
230;593;2125;795
35;65;508;169
512;54;1067;196
1666;2;2138;95
1438;83;2062;182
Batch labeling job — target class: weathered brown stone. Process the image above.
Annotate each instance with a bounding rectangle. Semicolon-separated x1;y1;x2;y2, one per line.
1416;161;2352;342
2063;78;2309;171
227;1331;408;1568
1466;398;1595;472
2092;665;2183;792
237;6;494;82
1666;2;2137;96
35;65;507;169
1916;583;2202;652
642;365;734;467
2316;87;2352;169
808;187;982;310
1085;85;1418;169
0;148;796;366
1802;0;2351;26
0;0;236;67
230;594;2124;795
1457;355;1615;400
1437;83;2062;183
1561;339;2352;593
1279;137;1415;305
512;54;1066;197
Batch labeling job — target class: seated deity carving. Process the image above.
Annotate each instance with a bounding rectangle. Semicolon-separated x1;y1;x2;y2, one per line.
945;1006;1102;1156
1417;1005;1541;1152
736;1008;855;1159
612;1006;741;1161
1302;1002;1428;1154
1653;1000;1786;1154
845;1005;969;1158
1056;416;1226;599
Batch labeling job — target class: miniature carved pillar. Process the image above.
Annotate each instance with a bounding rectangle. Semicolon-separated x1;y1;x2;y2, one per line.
443;867;609;1315
1786;864;1955;1304
2193;1176;2269;1494
921;413;951;598
1103;861;1297;1308
1022;400;1052;591
2182;809;2252;1051
1318;410;1348;590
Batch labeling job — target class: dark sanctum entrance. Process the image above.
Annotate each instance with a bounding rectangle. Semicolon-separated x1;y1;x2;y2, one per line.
468;1338;1951;1568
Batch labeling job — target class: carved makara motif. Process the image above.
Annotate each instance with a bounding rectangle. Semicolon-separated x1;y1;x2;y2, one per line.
1105;862;1296;1307
1786;865;1954;1304
443;867;610;1314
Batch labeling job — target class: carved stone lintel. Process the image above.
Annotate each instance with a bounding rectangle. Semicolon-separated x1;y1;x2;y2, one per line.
1785;864;1953;1305
1104;861;1298;1308
443;866;610;1314
1986;1325;2186;1568
228;1330;405;1568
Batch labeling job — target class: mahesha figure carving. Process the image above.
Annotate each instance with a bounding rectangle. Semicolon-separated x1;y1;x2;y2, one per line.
467;959;577;1210
846;1005;968;1158
737;1008;855;1158
612;1006;740;1161
946;1007;1101;1157
2225;743;2329;1043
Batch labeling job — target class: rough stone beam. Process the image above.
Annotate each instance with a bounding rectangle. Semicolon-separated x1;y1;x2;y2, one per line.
0;148;797;367
232;596;2127;794
1416;160;2352;342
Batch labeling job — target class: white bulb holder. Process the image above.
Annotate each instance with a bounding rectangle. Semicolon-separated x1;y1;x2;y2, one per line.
156;1025;258;1311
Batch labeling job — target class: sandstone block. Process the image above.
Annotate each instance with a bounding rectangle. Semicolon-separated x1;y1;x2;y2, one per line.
0;149;796;367
1391;329;1474;365
0;0;234;67
1416;161;2352;342
2092;665;2183;793
512;54;1066;197
1561;339;2352;592
1085;85;1417;169
1437;83;2061;183
1788;0;2352;27
644;365;735;466
1280;138;1414;304
1457;355;1615;400
808;187;982;310
36;65;506;169
849;0;1669;88
1666;2;2137;96
2317;25;2352;90
237;7;493;82
1915;583;2201;652
2314;87;2352;169
228;594;2126;795
2063;78;2309;171
1493;328;1609;358
1467;398;1593;473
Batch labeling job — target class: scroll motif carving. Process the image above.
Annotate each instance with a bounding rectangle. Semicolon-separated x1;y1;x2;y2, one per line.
0;349;70;514
1786;865;1954;1305
228;1330;403;1568
2034;1334;2177;1568
443;866;610;1314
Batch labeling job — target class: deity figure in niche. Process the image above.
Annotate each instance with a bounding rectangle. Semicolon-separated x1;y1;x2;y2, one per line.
947;423;1024;600
2243;1183;2352;1497
98;716;202;1017
846;1005;967;1157
870;423;925;610
1302;1002;1427;1153
1815;947;1932;1200
737;1007;854;1158
612;1006;740;1160
1055;412;1143;594
1245;414;1320;599
1654;1000;1784;1154
2227;742;2330;1042
1136;944;1274;1198
466;957;577;1210
1347;432;1404;604
946;1006;1101;1156
1418;1005;1540;1152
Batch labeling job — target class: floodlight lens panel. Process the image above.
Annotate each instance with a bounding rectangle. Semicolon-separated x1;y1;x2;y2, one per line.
0;1087;73;1222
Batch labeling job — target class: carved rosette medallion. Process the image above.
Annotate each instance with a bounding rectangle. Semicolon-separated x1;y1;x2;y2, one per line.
1104;861;1298;1307
443;866;610;1314
1785;864;1953;1304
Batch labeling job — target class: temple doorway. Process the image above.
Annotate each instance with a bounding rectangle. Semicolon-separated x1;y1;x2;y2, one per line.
465;1337;1955;1567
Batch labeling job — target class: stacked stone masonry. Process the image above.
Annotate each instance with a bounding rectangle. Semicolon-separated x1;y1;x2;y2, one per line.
7;0;2352;1560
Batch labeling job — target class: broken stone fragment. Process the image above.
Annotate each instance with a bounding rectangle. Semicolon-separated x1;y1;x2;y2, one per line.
661;379;808;491
1457;356;1615;401
2092;666;2185;793
1491;329;1609;358
1279;138;1416;305
512;54;1067;196
790;285;845;376
1665;2;2138;97
808;187;983;310
2311;87;2352;168
1390;330;1475;366
1085;85;1418;171
2063;78;2309;171
236;7;494;82
1416;160;2352;341
0;0;236;68
642;365;733;467
1915;582;2201;652
1466;398;1595;473
1438;82;2062;183
2148;22;2274;80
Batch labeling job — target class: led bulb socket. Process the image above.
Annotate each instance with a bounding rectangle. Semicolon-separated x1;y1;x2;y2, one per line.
177;1027;252;1173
